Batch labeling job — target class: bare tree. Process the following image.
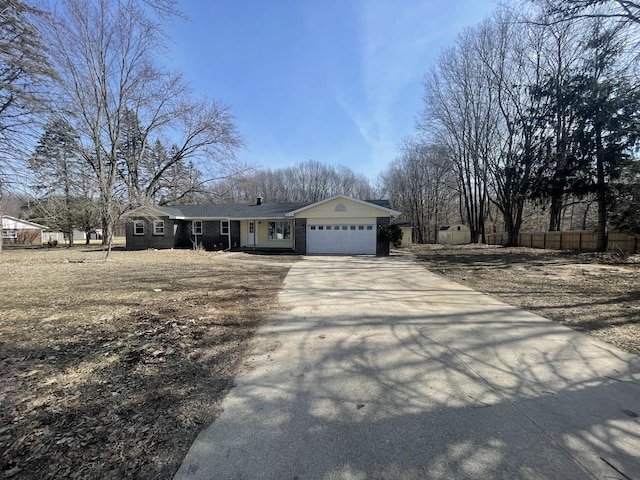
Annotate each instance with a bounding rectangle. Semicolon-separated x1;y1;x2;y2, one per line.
380;140;456;243
419;27;499;243
537;0;640;24
0;0;55;252
524;10;586;230
211;160;378;204
470;10;553;245
37;0;243;254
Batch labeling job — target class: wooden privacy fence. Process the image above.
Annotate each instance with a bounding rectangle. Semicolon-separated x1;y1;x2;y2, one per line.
486;230;639;253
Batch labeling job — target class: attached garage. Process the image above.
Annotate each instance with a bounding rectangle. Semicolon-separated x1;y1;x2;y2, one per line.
288;196;401;256
306;223;376;255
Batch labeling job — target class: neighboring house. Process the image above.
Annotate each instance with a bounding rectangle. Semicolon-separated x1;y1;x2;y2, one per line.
1;216;48;245
438;224;471;245
125;195;401;256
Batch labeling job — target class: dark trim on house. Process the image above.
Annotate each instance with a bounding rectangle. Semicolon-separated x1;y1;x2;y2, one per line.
294;218;306;255
376;216;391;256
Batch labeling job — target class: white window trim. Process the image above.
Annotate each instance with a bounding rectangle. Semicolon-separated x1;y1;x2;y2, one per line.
221;220;229;235
2;229;18;239
133;221;145;236
192;221;203;235
153;220;165;236
268;221;291;240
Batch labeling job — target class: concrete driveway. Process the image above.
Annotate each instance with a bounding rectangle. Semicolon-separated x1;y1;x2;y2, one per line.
174;254;640;480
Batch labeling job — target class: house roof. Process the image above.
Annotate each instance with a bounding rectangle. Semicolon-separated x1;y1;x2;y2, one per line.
159;202;310;219
439;224;469;231
126;197;399;220
2;215;48;230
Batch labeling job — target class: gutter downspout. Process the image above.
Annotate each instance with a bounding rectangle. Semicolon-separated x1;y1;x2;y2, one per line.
225;218;231;251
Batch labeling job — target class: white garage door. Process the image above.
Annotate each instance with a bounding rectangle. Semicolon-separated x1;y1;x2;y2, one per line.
307;224;376;254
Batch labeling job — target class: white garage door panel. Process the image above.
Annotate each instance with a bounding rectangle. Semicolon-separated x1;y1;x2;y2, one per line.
307;224;376;254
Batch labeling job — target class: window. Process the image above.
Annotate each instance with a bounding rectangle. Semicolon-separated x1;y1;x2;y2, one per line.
192;221;202;235
358;225;365;230
334;203;347;212
310;225;316;230
249;222;254;233
367;225;373;230
221;220;229;235
326;226;331;230
268;221;291;240
153;221;165;235
318;226;324;230
350;226;356;230
334;226;340;231
134;221;144;235
2;229;17;239
341;226;348;230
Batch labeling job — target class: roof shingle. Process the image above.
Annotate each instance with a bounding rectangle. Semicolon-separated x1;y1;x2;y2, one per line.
157;202;311;219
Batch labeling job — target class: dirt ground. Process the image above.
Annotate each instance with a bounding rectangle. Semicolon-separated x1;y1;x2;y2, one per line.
411;244;640;355
0;247;296;479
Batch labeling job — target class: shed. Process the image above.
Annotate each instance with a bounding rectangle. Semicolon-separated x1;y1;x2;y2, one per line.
394;222;413;248
438;224;471;245
2;216;48;245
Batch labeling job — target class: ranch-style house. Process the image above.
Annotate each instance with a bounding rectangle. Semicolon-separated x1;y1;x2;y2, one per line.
125;195;401;256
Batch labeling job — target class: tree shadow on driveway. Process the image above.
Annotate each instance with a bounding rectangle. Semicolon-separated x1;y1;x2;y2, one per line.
175;255;640;480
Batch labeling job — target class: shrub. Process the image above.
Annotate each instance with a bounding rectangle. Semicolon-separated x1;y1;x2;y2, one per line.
380;224;403;247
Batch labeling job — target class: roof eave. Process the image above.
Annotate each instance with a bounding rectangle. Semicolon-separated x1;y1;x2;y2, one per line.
2;215;48;230
124;206;173;218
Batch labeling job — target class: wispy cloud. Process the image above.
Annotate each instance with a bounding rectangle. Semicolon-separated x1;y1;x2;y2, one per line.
335;0;496;173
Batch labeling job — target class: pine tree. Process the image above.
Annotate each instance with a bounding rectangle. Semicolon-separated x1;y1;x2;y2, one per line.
569;24;640;250
29;117;88;246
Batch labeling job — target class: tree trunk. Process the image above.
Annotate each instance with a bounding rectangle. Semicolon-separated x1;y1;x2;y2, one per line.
0;189;3;253
549;195;563;231
99;189;115;257
595;126;607;252
0;184;4;253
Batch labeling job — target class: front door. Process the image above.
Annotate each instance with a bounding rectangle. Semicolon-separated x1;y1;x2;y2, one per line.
247;221;255;246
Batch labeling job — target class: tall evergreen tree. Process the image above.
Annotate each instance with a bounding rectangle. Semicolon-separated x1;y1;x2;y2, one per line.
29;116;98;245
568;24;640;250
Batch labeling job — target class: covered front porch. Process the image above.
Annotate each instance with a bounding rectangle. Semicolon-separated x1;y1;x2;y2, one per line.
237;219;295;250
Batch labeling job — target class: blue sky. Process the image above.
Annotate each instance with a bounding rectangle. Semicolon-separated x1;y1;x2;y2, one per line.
168;1;498;180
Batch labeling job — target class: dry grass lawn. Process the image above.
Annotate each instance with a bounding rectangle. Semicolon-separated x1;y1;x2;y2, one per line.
411;244;640;355
0;247;294;479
